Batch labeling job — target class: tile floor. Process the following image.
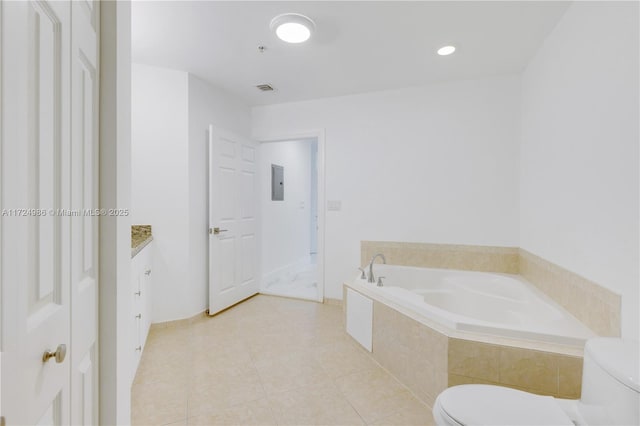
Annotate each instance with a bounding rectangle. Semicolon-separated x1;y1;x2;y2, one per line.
132;295;436;426
262;256;318;301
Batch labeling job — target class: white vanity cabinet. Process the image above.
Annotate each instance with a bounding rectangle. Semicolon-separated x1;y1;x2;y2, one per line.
130;242;152;383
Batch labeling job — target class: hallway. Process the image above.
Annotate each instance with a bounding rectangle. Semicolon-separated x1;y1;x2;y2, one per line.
262;255;318;301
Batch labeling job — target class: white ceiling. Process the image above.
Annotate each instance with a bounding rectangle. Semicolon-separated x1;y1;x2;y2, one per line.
132;1;570;106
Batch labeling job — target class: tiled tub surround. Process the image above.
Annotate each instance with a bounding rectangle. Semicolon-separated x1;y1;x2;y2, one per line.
361;241;520;274
345;285;585;409
131;224;153;257
371;300;449;407
447;338;583;399
519;249;620;337
362;241;621;337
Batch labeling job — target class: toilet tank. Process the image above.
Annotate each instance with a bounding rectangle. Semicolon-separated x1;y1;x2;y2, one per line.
579;338;639;426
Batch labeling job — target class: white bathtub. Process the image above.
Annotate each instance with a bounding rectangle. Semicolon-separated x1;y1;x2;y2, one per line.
351;264;595;346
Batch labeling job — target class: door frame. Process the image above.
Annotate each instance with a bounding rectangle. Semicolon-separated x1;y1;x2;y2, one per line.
97;1;132;424
256;129;326;303
0;3;4;422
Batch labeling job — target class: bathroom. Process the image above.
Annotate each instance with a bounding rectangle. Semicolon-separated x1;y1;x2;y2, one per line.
2;1;639;424
128;1;638;425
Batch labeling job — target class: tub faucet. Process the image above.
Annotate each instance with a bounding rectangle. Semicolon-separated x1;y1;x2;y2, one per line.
368;253;386;283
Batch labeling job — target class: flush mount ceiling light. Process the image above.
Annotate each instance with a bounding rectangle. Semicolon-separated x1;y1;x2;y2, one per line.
270;13;315;44
437;45;456;56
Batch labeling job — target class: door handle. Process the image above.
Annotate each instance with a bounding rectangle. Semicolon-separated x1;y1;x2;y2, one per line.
209;227;228;235
42;344;67;363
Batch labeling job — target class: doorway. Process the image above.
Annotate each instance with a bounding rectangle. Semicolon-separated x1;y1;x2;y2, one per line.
258;136;324;302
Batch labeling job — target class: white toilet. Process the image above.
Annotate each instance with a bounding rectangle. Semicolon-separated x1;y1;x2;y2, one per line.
433;338;639;425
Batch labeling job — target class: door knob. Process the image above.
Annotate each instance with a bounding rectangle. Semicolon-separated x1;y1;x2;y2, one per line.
42;344;66;363
210;227;228;235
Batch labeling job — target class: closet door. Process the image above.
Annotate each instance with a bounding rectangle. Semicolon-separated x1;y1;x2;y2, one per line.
0;1;100;423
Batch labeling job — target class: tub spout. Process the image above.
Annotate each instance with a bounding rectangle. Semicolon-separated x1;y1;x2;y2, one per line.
368;253;386;283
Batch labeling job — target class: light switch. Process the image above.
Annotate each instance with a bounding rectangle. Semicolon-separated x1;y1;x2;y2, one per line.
327;200;342;211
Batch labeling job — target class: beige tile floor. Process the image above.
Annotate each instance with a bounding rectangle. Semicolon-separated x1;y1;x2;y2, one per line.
132;295;436;426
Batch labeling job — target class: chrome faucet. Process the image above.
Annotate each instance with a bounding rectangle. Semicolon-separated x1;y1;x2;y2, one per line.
357;267;367;280
367;253;386;283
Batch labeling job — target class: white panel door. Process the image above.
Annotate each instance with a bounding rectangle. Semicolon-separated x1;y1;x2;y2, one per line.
0;1;98;424
208;126;259;315
70;1;99;424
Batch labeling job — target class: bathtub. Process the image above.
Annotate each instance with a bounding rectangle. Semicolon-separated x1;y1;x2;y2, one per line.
350;264;595;346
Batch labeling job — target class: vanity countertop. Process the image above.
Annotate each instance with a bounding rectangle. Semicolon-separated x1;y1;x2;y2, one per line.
131;225;153;258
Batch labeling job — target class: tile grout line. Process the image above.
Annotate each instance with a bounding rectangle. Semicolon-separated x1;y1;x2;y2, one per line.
185;321;195;425
328;371;369;425
244;337;280;426
359;343;434;415
309;343;368;425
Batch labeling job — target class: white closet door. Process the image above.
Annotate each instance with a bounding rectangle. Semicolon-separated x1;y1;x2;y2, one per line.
1;1;99;423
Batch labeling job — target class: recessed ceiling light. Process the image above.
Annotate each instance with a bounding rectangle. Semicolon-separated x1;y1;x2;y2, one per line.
437;45;456;56
270;13;315;44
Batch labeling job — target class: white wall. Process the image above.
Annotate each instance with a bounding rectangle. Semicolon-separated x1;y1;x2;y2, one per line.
259;140;313;277
132;65;251;322
187;74;252;318
131;63;190;322
252;76;522;299
520;2;639;339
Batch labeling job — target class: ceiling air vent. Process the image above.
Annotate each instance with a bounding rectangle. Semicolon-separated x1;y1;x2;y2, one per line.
256;84;275;92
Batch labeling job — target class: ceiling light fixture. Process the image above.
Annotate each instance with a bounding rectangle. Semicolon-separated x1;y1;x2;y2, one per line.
437;45;456;56
270;13;315;44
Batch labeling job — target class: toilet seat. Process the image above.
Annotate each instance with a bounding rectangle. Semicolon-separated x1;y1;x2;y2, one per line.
435;384;575;426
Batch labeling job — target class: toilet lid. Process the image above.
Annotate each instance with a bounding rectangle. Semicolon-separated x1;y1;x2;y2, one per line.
585;338;640;392
438;385;574;426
